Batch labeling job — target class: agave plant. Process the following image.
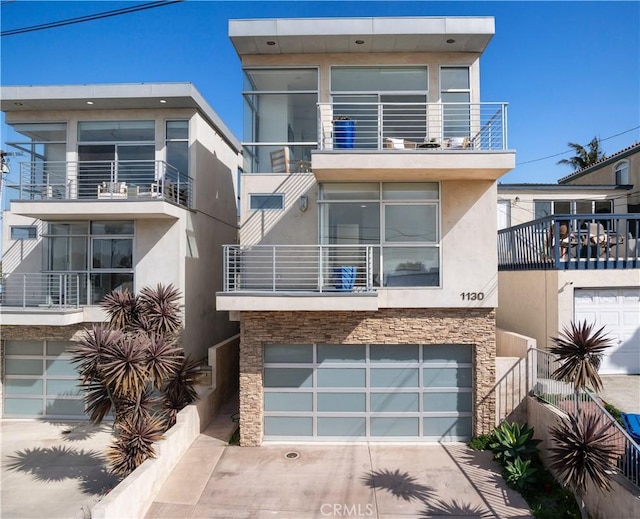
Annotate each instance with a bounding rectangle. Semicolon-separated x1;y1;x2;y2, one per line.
549;320;612;392
69;284;199;477
549;412;622;519
490;421;541;464
504;457;537;490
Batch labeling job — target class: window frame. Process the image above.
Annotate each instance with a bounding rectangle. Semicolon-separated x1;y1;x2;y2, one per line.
614;160;630;185
10;226;38;240
249;193;285;211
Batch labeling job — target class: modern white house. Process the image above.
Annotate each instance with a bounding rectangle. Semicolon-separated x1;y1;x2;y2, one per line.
496;146;640;375
216;16;516;445
0;83;242;418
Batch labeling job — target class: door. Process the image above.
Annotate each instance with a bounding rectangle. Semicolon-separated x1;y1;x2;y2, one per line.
263;344;473;441
574;288;640;374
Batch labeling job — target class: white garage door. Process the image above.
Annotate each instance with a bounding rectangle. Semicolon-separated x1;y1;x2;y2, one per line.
3;340;85;418
574;288;640;375
263;344;473;441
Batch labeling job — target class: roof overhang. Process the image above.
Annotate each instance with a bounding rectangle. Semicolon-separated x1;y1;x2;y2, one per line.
229;17;495;56
0;83;241;152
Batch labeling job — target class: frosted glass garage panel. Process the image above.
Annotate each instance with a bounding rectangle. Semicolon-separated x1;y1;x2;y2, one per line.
5;340;43;356
370;392;419;412
317;368;365;387
6;359;43;376
370;368;419;387
423;368;472;387
371;417;419;436
264;345;313;364
46;358;77;377
264;368;313;388
47;341;73;356
423;345;472;364
318;417;365;436
264;392;312;412
46;379;82;397
423;417;472;438
264;417;313;436
317;344;365;364
370;345;419;363
4;398;43;415
317;392;366;412
4;379;44;395
423;392;472;412
46;399;85;416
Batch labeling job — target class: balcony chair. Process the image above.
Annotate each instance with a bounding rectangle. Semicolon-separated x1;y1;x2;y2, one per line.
270;147;311;173
97;181;128;199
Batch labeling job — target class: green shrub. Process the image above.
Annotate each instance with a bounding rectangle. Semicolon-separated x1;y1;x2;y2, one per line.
468;433;495;451
604;401;624;426
490;421;542;464
504;457;537;490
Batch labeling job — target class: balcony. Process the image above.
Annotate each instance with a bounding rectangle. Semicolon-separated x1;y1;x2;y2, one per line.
312;101;515;181
0;272;89;325
217;245;379;312
498;215;640;271
7;160;192;219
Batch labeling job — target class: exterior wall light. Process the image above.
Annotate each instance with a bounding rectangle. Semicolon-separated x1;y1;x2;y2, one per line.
298;195;309;212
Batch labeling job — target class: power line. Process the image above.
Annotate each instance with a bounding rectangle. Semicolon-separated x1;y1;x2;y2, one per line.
516;126;640;166
1;0;183;37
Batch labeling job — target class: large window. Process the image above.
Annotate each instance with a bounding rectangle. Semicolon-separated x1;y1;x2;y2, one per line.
440;67;471;140
534;199;613;218
243;68;318;173
331;67;429;147
166;120;189;175
319;182;440;287
614;161;630;185
43;220;134;304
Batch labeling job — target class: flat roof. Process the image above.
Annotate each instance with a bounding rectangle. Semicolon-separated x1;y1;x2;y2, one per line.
0;83;241;152
498;183;632;192
229;17;495;55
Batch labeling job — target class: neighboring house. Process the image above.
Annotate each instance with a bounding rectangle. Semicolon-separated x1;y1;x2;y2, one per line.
217;17;515;445
559;141;640;214
0;83;242;419
497;158;640;375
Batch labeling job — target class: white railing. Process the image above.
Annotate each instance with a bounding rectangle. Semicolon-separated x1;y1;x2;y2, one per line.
318;101;508;151
529;347;640;489
223;244;374;293
0;272;83;308
9;160;192;208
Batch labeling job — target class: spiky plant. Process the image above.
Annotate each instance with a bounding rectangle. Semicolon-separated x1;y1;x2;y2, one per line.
69;284;199;477
107;415;165;477
549;320;612;393
549;413;621;519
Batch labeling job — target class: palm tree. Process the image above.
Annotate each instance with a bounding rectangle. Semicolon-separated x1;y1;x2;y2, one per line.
557;136;605;170
69;283;200;477
547;321;616;518
549;413;621;519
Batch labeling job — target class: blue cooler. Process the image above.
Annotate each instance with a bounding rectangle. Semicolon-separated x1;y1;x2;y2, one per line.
334;120;355;149
333;266;357;291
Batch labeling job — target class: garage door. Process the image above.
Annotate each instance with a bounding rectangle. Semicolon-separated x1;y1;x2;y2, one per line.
3;340;85;418
574;288;640;375
263;344;473;441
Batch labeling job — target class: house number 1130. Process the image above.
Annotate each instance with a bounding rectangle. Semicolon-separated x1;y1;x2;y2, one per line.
460;292;484;301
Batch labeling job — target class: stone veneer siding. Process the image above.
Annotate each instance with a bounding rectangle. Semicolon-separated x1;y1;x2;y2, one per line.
239;308;496;446
0;324;95;416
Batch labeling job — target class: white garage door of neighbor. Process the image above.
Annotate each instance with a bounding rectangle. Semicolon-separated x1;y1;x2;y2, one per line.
263;344;473;441
574;288;640;375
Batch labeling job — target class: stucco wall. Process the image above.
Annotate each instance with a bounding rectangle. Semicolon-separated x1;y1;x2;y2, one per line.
238;308;496;446
498;269;640;353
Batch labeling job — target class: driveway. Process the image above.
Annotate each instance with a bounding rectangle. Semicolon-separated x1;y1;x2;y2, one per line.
147;439;531;519
0;420;118;519
600;375;640;414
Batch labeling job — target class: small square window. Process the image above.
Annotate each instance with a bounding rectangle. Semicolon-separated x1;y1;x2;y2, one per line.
10;226;37;240
250;194;284;210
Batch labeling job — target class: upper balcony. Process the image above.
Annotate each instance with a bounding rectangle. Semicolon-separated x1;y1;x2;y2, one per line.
6;160;192;220
312;101;515;181
498;214;640;271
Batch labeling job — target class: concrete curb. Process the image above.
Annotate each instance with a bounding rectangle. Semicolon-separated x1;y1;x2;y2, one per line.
92;387;215;519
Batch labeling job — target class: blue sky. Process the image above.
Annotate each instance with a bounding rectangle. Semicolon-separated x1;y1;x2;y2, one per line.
1;0;639;184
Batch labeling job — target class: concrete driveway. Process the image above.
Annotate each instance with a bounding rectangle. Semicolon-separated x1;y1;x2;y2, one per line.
1;420;118;519
147;439;531;519
600;375;640;414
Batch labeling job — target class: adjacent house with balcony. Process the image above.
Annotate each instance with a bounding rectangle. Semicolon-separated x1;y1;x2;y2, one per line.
0;83;242;418
217;16;516;445
496;146;640;375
